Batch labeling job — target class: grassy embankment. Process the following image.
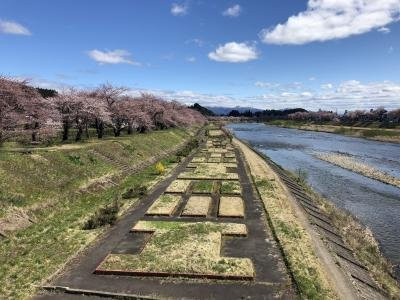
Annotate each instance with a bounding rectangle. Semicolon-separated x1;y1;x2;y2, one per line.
234;138;338;299
267;120;400;143
290;172;400;299
0;127;199;299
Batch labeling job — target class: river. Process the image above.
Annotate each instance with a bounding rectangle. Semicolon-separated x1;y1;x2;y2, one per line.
228;123;400;275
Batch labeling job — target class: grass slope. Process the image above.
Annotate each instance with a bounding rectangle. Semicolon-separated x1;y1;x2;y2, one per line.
0;128;195;299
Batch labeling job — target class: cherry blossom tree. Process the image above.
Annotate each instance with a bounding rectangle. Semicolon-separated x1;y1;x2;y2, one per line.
0;77;58;144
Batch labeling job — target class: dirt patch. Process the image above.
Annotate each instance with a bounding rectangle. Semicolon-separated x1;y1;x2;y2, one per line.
181;196;212;217
219;196;244;218
0;207;34;234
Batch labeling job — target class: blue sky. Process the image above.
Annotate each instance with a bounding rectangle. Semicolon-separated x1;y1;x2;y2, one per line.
1;0;400;111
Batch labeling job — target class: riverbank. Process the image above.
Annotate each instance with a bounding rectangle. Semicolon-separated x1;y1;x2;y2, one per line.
266;120;400;143
0;127;203;299
235;137;400;299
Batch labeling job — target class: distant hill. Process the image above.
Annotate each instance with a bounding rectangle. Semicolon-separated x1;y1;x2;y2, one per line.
205;106;262;116
189;103;215;116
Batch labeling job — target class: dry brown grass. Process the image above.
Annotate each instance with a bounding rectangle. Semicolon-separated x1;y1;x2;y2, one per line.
181;196;212;216
316;152;400;188
165;180;191;193
178;163;238;180
146;194;181;216
219;196;244;217
192;157;206;163
234;138;337;299
208;130;224;137
98;221;253;277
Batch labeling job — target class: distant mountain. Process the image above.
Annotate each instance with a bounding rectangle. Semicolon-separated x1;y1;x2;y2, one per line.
189;103;215;116
205;106;263;116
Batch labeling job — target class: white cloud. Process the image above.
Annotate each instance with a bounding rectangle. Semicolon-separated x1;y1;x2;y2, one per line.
87;49;140;65
171;3;188;16
223;4;242;17
260;0;400;45
208;42;258;63
321;83;334;89
186;56;196;62
0;20;31;35
378;26;391;34
309;77;316;81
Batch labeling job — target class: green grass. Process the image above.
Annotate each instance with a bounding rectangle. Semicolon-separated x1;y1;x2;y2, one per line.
191;180;214;193
220;181;242;195
0;128;189;217
0;127;197;299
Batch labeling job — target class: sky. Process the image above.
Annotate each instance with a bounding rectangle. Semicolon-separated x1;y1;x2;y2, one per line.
1;0;400;111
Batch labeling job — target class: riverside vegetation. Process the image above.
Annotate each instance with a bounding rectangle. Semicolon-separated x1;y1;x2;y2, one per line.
0;77;207;298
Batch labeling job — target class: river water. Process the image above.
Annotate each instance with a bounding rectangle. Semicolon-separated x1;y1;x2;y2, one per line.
228;123;400;274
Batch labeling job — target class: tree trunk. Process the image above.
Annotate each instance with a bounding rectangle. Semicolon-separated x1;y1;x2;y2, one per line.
62;120;70;141
75;126;83;141
95;119;104;139
113;127;121;137
31;122;39;142
85;123;90;139
127;124;133;135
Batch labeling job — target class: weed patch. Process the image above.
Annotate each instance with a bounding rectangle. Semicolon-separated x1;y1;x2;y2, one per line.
83;201;120;230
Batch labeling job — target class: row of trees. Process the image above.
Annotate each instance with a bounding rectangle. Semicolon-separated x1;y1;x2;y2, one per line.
0;77;206;144
288;107;400;125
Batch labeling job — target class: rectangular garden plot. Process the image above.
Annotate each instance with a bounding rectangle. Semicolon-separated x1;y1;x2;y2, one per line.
208;130;224;137
96;221;253;279
219;196;245;218
192;156;207;163
192;180;214;194
181;196;212;217
178;163;239;180
165;180;191;193
146;194;181;216
208;157;221;163
221;181;242;195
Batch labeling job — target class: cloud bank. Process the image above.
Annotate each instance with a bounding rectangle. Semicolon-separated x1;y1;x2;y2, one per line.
260;0;400;45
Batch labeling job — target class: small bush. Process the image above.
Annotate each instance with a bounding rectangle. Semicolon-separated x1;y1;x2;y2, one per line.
83;201;119;230
155;162;165;174
165;155;179;164
295;168;308;186
176;138;200;157
67;154;83;165
122;184;148;199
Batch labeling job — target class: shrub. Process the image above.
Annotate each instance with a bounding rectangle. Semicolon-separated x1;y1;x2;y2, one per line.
122;184;148;199
176;138;200;157
155;162;165;174
67;154;83;165
83;201;119;230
